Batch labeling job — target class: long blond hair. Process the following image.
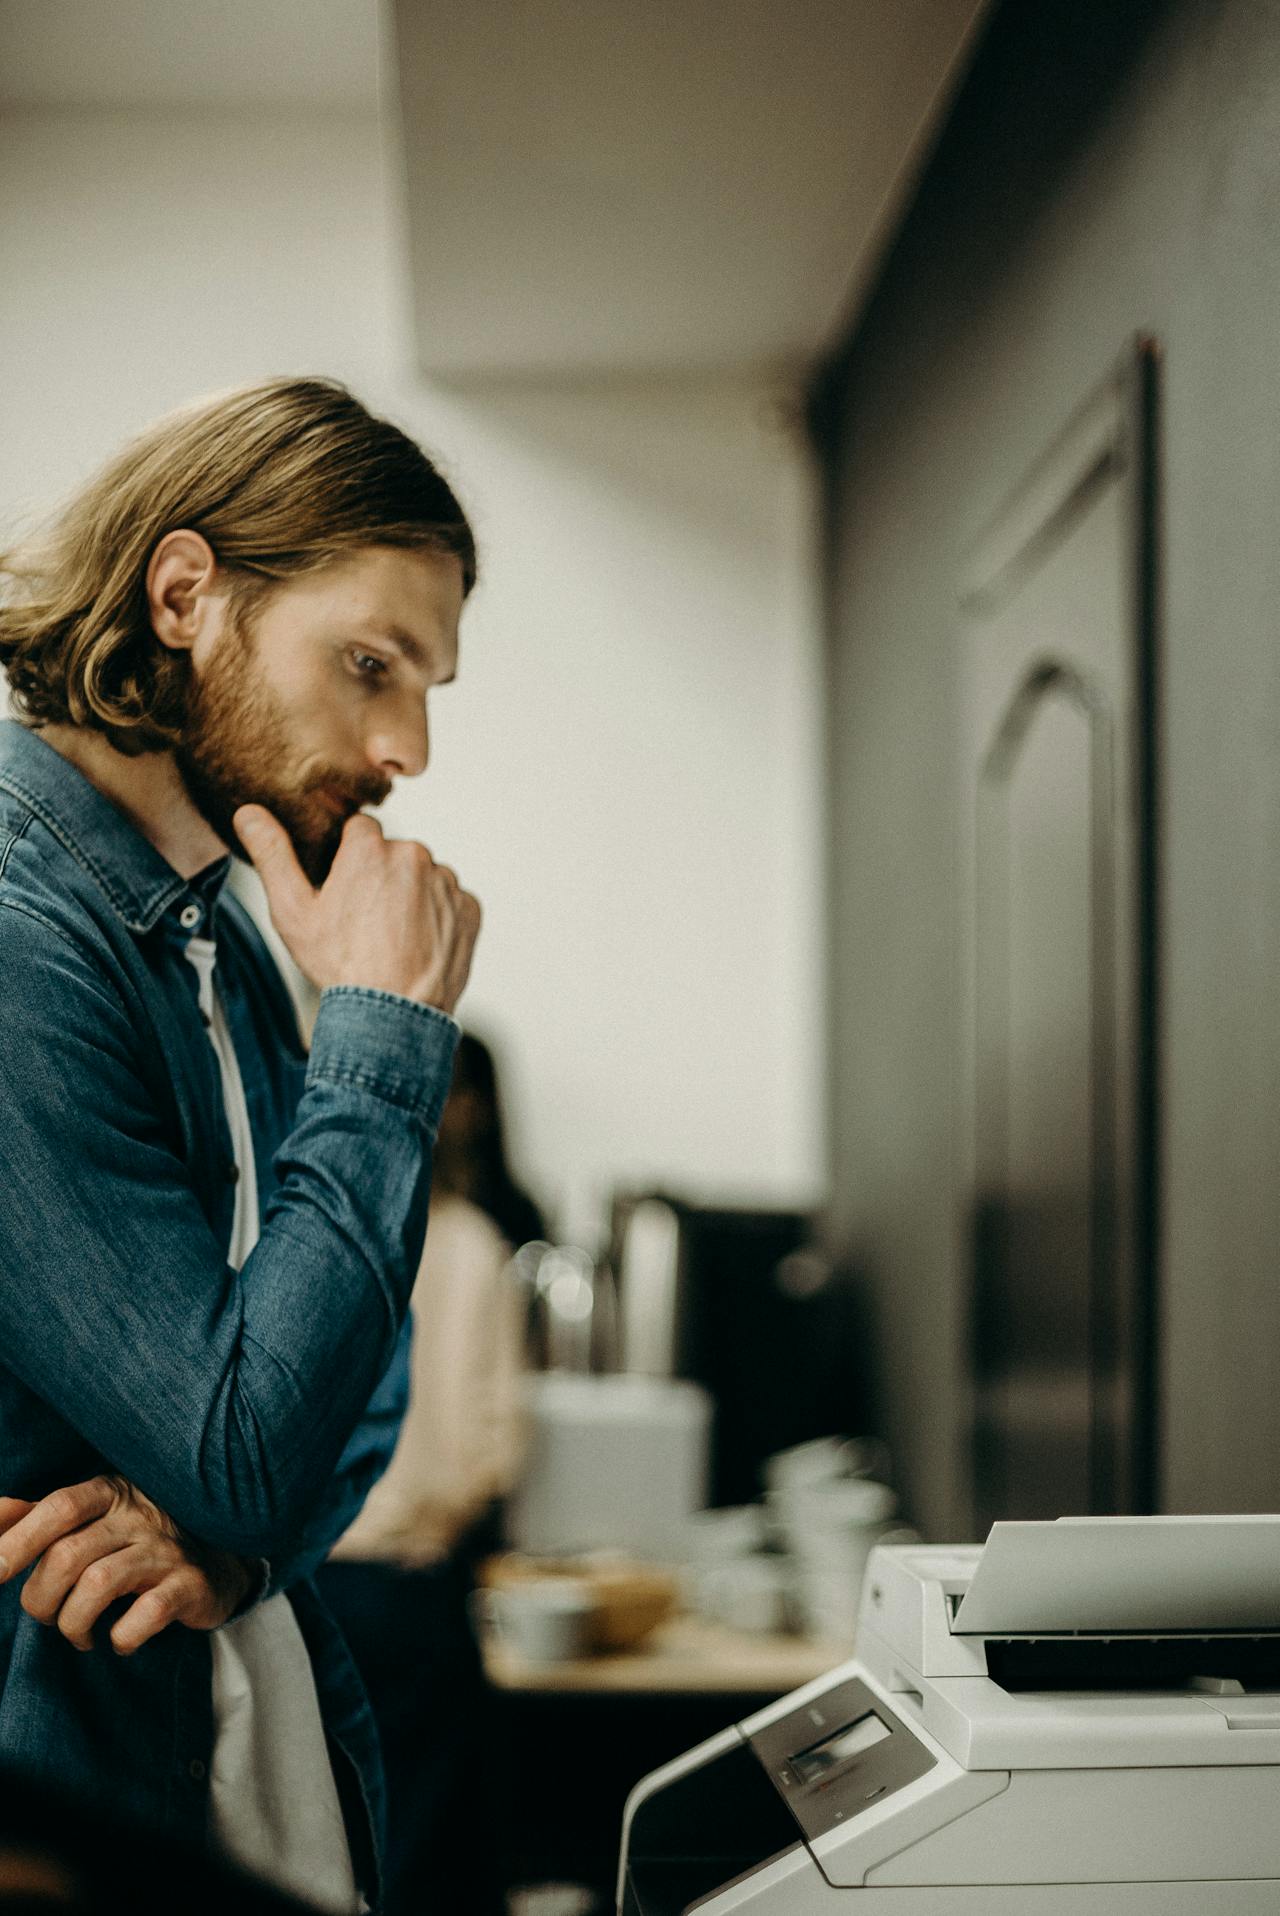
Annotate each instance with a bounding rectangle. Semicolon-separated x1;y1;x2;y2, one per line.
0;377;476;754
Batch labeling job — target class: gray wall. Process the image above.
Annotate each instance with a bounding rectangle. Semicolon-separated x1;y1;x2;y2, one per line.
814;0;1280;1539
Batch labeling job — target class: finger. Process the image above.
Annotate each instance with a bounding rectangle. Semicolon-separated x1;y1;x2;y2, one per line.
330;810;386;867
59;1540;188;1647
54;1544;146;1651
319;812;387;890
21;1516;136;1622
342;811;384;840
0;1480;115;1581
110;1569;203;1657
0;1497;35;1535
233;805;314;923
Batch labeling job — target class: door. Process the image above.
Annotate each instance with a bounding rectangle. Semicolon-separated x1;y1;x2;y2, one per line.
959;338;1160;1533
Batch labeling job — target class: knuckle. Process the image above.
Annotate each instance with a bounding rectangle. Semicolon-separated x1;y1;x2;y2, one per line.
44;1489;81;1529
43;1536;81;1579
20;1583;53;1623
146;1588;178;1624
81;1558;117;1595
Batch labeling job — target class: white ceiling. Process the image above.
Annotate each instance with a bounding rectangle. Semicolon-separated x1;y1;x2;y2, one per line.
0;0;989;381
393;0;988;381
0;0;382;107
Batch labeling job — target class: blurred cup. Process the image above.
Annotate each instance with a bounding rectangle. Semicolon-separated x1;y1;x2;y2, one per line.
770;1476;898;1541
481;1578;594;1663
698;1555;793;1635
768;1472;906;1650
791;1524;920;1648
686;1504;769;1564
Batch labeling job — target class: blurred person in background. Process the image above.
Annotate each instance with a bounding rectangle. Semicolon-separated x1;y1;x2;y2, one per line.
435;1031;546;1255
319;1033;545;1916
0;378;481;1916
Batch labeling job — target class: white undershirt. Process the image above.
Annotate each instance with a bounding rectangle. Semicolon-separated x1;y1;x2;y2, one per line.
184;936;362;1916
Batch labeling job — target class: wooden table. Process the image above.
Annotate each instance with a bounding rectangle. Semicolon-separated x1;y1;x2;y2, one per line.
483;1610;845;1695
481;1614;845;1905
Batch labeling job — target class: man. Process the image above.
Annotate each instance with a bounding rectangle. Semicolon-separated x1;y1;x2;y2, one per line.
0;378;482;1914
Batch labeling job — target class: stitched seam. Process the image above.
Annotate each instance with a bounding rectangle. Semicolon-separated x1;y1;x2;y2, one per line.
0;892;98;954
0;767;180;927
320;986;456;1024
0;811;32;885
306;1062;438;1115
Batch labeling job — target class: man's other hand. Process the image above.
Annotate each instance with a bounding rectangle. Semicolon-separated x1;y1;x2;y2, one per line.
234;804;481;1014
0;1475;252;1654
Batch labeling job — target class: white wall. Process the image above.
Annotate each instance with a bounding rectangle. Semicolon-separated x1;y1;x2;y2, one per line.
0;103;826;1241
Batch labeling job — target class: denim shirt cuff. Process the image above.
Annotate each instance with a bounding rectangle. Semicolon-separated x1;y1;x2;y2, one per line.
233;1556;273;1615
306;987;460;1132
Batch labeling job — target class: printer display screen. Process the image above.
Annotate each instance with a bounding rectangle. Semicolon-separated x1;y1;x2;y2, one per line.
791;1710;891;1784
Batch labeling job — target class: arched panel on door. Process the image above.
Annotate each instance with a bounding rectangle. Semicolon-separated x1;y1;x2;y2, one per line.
960;338;1160;1535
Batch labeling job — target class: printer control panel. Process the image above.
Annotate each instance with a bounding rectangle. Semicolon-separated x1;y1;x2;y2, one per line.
747;1675;936;1843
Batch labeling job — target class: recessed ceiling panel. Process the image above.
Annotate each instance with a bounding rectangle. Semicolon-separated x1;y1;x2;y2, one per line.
394;0;988;380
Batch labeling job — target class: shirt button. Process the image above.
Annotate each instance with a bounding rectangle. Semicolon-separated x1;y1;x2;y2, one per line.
179;903;201;930
188;1758;206;1782
225;1162;240;1186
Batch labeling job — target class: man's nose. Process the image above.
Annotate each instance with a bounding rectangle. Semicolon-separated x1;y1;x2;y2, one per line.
367;703;429;780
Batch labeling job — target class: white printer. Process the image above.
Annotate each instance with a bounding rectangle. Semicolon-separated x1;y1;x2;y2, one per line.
617;1516;1280;1913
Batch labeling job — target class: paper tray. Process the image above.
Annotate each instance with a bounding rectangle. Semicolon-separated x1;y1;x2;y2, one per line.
952;1516;1280;1636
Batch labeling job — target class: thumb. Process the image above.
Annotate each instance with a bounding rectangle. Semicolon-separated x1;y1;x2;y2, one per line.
233;805;312;926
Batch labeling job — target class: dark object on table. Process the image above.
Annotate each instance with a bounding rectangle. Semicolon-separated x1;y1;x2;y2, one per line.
611;1197;872;1507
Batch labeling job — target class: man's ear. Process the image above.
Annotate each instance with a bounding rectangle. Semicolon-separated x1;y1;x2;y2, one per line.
146;530;219;654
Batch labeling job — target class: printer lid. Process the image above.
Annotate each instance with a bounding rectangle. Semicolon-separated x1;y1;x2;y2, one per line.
952;1516;1280;1636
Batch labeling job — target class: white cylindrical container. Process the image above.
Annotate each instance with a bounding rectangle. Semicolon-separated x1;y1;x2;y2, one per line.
507;1373;712;1560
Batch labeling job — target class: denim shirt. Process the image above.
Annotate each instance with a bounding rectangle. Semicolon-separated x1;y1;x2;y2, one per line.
0;720;458;1901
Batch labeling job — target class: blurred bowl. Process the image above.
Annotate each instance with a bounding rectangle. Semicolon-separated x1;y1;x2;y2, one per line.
588;1564;680;1649
480;1553;679;1652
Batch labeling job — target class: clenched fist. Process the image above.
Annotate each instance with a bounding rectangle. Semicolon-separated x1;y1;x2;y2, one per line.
234;805;481;1014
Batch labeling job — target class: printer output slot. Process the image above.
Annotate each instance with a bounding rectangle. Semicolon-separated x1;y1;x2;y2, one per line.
985;1633;1280;1693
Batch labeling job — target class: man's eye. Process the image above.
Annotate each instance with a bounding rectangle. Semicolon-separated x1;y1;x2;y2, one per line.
350;650;388;678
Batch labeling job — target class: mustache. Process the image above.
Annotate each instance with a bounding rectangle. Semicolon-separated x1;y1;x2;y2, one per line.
315;771;393;814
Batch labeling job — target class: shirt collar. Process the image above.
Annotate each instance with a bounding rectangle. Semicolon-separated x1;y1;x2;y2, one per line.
0;718;231;936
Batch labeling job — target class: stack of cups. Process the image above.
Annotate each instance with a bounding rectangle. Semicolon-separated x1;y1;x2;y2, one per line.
685;1505;794;1635
765;1439;908;1649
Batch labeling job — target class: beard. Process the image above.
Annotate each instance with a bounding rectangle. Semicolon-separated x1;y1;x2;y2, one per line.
173;605;391;886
